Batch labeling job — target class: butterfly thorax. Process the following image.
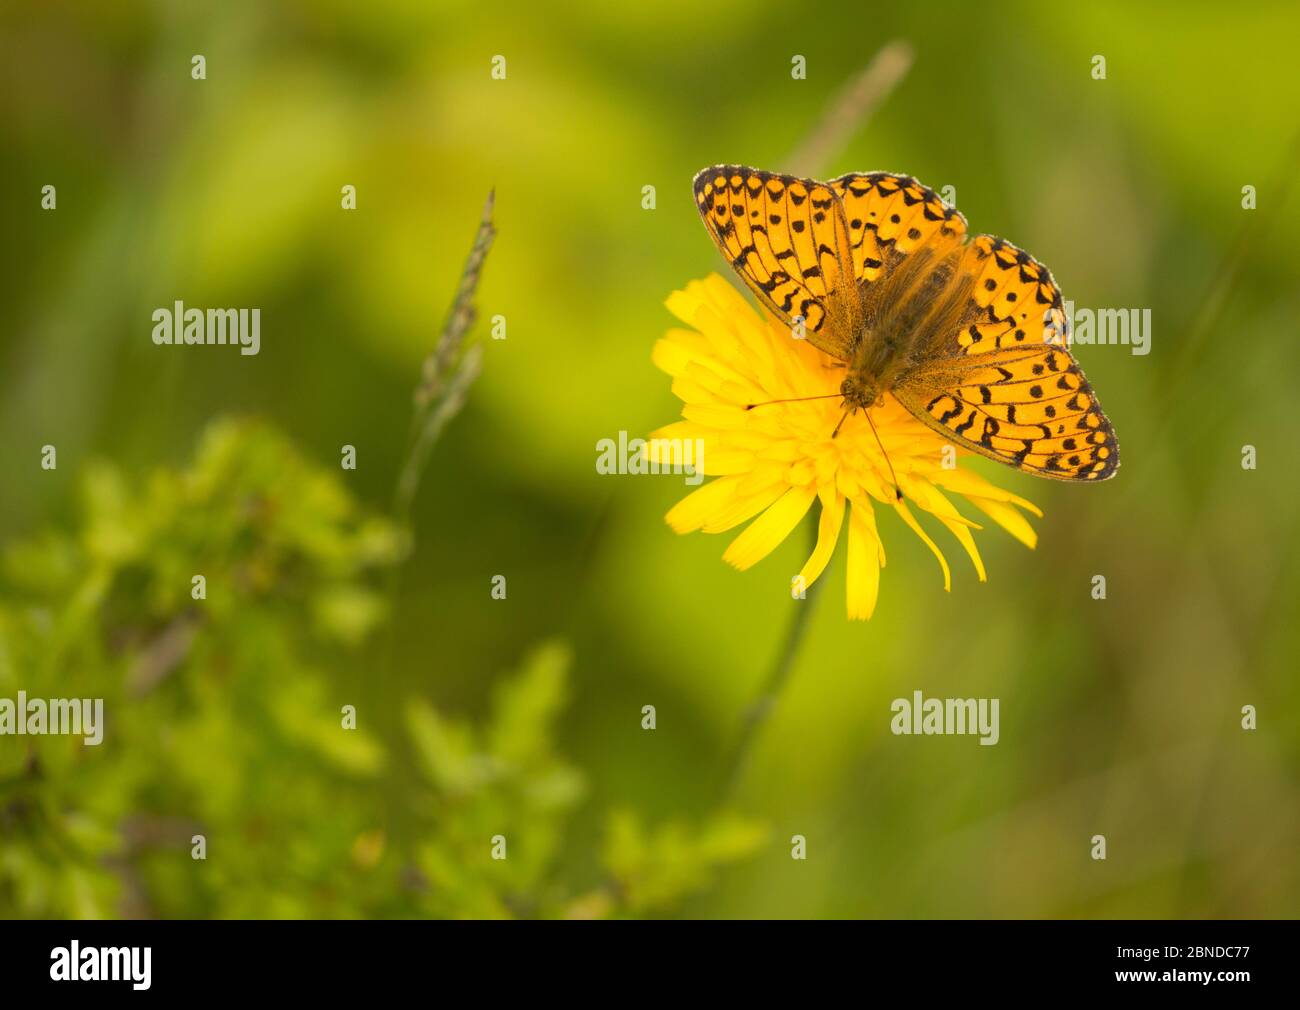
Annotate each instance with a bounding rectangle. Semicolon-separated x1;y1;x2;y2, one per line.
839;250;971;412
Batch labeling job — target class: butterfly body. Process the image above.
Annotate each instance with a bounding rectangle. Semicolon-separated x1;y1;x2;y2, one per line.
840;244;968;410
693;165;1119;481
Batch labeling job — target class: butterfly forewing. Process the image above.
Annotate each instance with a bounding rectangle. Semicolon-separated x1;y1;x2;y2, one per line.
693;165;860;360
828;172;968;284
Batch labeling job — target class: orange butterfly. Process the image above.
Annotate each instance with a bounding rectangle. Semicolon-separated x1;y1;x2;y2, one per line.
693;165;1119;482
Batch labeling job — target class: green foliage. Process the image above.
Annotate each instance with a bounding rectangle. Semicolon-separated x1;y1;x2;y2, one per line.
603;811;768;917
0;422;763;918
0;420;401;918
401;639;765;919
404;641;585;918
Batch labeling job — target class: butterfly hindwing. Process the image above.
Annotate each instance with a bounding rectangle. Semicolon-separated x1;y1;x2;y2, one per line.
895;235;1119;481
693;165;859;360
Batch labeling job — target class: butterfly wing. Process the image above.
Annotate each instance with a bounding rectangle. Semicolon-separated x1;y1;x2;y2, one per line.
693;165;861;360
827;172;968;285
893;235;1120;481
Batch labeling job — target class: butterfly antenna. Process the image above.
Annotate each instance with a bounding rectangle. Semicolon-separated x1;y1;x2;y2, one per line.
744;392;842;410
862;408;904;501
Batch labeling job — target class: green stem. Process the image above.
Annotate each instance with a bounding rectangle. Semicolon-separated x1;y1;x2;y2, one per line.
717;513;822;803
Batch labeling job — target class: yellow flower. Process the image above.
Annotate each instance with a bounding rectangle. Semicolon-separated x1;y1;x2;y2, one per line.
648;274;1043;620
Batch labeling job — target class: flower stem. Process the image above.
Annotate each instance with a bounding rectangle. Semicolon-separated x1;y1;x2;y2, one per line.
786;41;913;178
717;513;822;803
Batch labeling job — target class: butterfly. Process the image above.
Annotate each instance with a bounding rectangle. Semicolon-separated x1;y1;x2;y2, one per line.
692;165;1119;482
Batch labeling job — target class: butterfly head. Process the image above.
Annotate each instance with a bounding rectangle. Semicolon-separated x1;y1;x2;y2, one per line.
839;371;882;413
831;373;903;500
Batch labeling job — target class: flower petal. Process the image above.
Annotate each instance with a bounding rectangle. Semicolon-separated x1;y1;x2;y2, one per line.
930;466;1043;518
722;484;817;571
664;476;743;533
670;374;722;405
797;488;845;590
892;498;952;592
648;420;708;444
846;498;882;620
650;336;694;377
903;480;983;530
967;495;1038;550
683;403;749;429
906;483;986;581
701;480;787;534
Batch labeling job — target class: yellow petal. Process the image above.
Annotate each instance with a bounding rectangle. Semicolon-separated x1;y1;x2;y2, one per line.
665;476;742;533
683;403;748;429
908;484;986;581
797;488;845;589
650;337;693;377
643;435;734;476
936;517;986;581
892;498;952;592
757;439;802;462
735;460;792;497
967;495;1038;550
697;450;755;475
722;484;817;571
701;273;752;315
701;480;787;534
903;480;984;530
730;429;783;451
670;375;721;405
930;467;1043;518
846;498;882;620
648;420;708;444
664;283;710;326
655;328;753;387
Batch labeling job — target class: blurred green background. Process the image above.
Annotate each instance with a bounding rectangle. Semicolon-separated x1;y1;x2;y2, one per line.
2;0;1298;918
